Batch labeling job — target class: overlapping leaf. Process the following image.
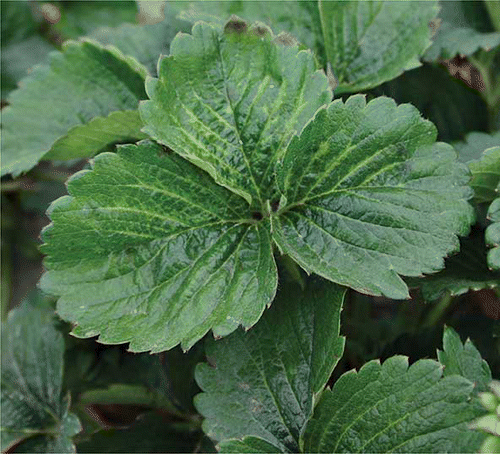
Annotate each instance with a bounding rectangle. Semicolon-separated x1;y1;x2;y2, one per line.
486;192;500;269
273;95;475;299
40;141;277;352
140;20;331;206
424;0;500;61
467;146;500;203
318;1;438;94
302;355;486;453
455;131;500;164
1;40;148;177
173;1;439;94
407;232;500;300
194;280;346;452
438;326;492;392
1;304;81;452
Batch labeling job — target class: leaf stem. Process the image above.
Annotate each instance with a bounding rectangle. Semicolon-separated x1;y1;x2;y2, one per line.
423;291;453;327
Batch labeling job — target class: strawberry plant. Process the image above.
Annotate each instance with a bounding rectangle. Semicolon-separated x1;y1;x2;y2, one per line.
1;1;500;452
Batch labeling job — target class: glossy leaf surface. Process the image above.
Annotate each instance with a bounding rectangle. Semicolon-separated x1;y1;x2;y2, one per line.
195;280;346;452
41;141;277;352
319;0;438;94
274;95;475;299
140;21;331;207
1;304;81;452
1;40;147;177
303;355;485;453
438;326;492;393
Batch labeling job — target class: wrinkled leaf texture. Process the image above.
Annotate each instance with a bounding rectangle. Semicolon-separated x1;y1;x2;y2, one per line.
42;22;474;352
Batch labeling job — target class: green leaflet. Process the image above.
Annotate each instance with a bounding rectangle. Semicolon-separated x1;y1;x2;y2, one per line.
407;231;500;301
41;141;277;352
173;1;438;94
1;304;81;452
455;131;500;164
274;95;475;299
1;40;148;177
194;280;346;452
302;355;485;453
438;326;492;393
318;0;438;94
486;194;500;269
467;146;500;204
424;0;500;61
139;20;332;207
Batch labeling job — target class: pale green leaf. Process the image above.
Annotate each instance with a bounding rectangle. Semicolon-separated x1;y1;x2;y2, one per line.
1;40;148;177
194;280;346;452
40;141;277;352
302;356;485;453
438;326;492;392
319;0;438;94
424;0;500;61
1;304;81;452
274;95;475;299
455;131;500;164
139;20;331;207
468;146;500;203
486;195;500;269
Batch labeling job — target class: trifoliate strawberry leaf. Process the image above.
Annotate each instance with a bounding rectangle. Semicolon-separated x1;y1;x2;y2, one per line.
40;140;277;352
194;279;345;452
273;95;475;299
424;0;500;61
302;356;485;453
486;194;500;269
438;326;492;393
1;304;81;452
1;40;148;177
139;20;331;207
467;146;500;203
318;1;438;94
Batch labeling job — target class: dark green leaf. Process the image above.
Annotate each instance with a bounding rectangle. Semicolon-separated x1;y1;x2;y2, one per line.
219;437;282;453
172;1;324;61
438;326;492;392
88;5;192;76
274;95;475;299
1;40;147;177
302;356;485;453
425;0;500;61
319;1;438;94
76;411;213;453
370;64;490;143
467;146;500;203
486;194;500;269
407;231;500;301
1;304;81;452
51;1;138;40
140;21;331;207
40;141;277;352
194;280;346;452
455;131;500;163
